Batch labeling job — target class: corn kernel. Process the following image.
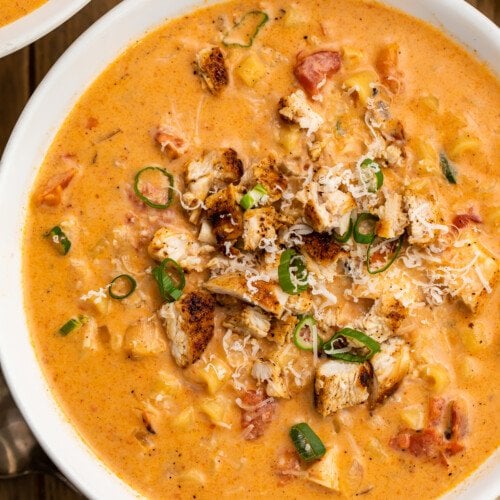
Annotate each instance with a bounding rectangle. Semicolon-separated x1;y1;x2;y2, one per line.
400;405;425;430
200;398;230;428
279;125;301;156
366;437;389;461
193;356;231;395
236;53;266;87
156;370;182;396
171;406;195;429
420;363;450;393
341;46;364;69
283;6;305;27
343;71;379;106
419;95;439;112
461;322;488;354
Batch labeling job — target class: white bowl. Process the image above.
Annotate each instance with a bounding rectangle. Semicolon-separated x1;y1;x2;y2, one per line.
0;0;498;498
0;0;90;58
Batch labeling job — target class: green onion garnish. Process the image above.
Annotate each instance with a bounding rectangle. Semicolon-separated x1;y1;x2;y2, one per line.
360;158;384;193
109;274;137;300
134;166;174;209
59;315;88;336
293;315;322;351
278;249;309;295
323;327;380;363
240;183;268;210
152;258;185;302
223;10;269;48
45;226;71;255
353;213;379;244
440;153;457;184
332;219;353;243
289;423;326;462
366;235;404;274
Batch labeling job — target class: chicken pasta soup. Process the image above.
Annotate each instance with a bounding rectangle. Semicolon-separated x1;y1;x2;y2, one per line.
24;0;499;498
0;0;47;27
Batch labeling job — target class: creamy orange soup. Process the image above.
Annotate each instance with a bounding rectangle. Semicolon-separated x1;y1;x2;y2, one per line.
23;0;499;498
0;0;47;27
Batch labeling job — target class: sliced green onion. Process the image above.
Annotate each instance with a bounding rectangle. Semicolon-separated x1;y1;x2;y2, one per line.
333;219;353;243
367;235;404;274
323;327;380;363
45;226;71;255
134;167;174;209
293;315;322;351
360;158;384;193
240;183;267;210
353;213;379;244
152;258;185;302
59;315;88;336
278;249;309;295
223;11;269;48
289;423;326;462
109;274;137;300
440;153;457;184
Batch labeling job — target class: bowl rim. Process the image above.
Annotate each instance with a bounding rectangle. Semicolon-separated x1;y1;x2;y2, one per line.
0;0;499;498
0;0;91;58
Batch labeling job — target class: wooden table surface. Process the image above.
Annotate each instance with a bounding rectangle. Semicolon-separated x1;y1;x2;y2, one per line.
0;0;497;498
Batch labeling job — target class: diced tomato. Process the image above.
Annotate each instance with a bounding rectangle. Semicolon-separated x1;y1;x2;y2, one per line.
294;51;341;96
154;129;188;158
452;210;482;229
39;168;76;206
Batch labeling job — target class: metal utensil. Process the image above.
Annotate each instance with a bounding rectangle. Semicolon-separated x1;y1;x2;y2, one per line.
0;368;81;494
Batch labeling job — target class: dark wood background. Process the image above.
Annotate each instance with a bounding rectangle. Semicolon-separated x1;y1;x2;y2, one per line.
0;0;497;498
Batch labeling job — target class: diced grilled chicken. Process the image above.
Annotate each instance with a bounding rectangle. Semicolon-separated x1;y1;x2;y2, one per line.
302;231;347;281
243;207;278;251
259;345;315;399
182;155;215;224
370;337;411;406
162;291;215;368
377;190;408;238
286;290;313;315
278;89;324;136
315;360;373;416
223;305;271;339
154;127;188;158
250;156;287;203
215;148;243;184
358;296;407;343
123;316;168;358
148;228;214;272
268;315;298;345
198;220;217;244
404;192;446;246
438;238;498;311
263;359;291;399
182;149;243;224
205;273;288;317
301;169;356;233
195;47;229;94
307;447;341;492
205;184;244;245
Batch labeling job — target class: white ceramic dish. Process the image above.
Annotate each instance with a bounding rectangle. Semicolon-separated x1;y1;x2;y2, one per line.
0;0;90;58
0;0;498;498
